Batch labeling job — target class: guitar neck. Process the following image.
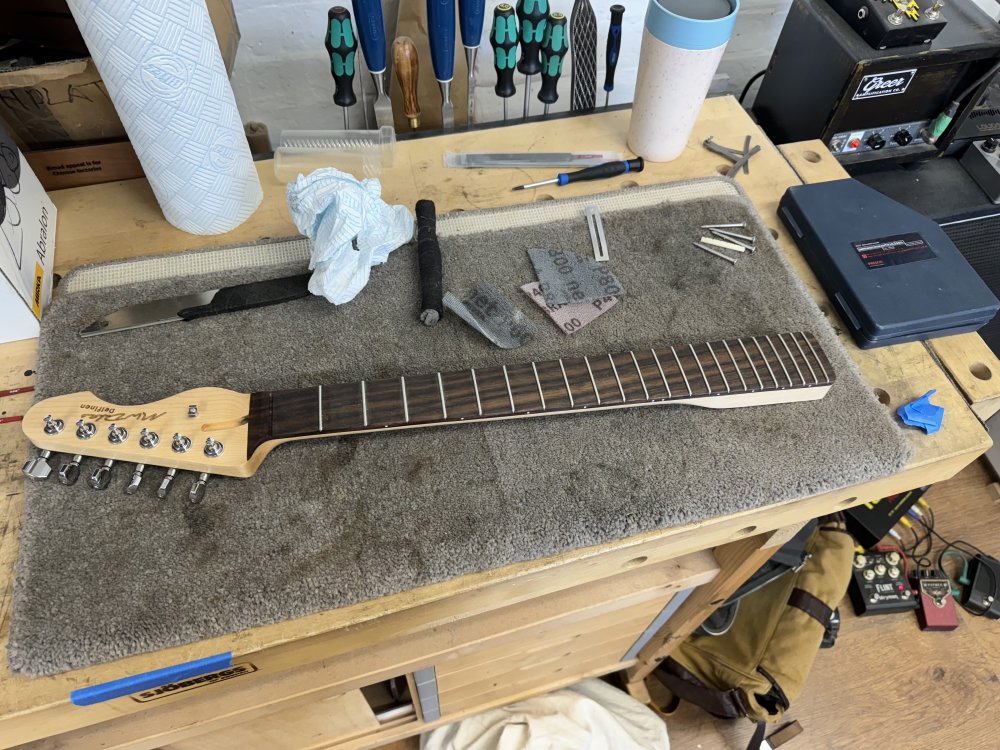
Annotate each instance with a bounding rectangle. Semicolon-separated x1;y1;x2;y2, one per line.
245;332;834;459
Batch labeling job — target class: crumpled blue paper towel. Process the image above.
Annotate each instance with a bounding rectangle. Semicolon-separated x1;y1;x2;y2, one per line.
287;169;414;304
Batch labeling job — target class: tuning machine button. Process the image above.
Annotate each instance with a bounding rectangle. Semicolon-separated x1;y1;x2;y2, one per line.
204;438;224;457
139;428;159;449
43;415;64;434
172;433;192;453
76;419;97;439
188;473;210;504
107;424;128;444
58;454;83;486
125;464;146;495
157;468;178;499
88;459;115;490
22;450;54;481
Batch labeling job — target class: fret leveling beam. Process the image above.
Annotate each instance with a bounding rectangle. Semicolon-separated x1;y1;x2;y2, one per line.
22;332;834;481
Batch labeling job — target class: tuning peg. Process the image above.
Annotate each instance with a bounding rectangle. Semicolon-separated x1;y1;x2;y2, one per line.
125;464;146;495
139;429;159;449
88;458;115;490
57;454;83;486
107;424;128;444
203;437;224;457
188;472;210;504
157;468;178;499
172;433;192;453
43;415;64;434
76;419;97;439
22;450;54;481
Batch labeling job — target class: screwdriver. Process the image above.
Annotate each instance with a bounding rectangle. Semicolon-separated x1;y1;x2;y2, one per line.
393;36;421;130
603;4;624;108
427;0;457;130
537;12;567;117
511;157;644;190
459;0;487;127
325;6;359;130
516;0;549;119
491;4;518;122
351;0;394;129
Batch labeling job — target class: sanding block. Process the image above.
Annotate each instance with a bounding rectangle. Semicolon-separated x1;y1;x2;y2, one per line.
779;179;999;349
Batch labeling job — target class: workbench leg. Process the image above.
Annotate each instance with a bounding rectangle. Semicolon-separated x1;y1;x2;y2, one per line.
625;523;805;687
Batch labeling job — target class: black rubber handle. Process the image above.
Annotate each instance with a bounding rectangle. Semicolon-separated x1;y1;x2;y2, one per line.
177;274;313;321
516;0;549;76
326;6;358;108
559;157;644;185
491;4;518;99
538;13;567;105
603;5;624;92
415;199;444;326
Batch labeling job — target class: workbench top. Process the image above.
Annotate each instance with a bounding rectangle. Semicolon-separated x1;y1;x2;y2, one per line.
0;96;991;742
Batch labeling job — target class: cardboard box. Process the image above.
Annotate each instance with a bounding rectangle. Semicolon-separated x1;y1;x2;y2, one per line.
0;0;240;179
0;126;56;344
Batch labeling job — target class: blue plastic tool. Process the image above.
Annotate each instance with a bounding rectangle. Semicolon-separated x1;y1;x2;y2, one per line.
603;4;624;106
70;653;233;706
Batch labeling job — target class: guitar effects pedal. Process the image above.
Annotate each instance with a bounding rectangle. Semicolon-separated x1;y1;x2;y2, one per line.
848;549;915;616
912;570;960;631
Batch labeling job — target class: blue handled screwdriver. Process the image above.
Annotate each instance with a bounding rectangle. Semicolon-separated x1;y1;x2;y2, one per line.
511;157;644;190
351;0;393;129
459;0;486;127
427;0;457;130
603;4;624;108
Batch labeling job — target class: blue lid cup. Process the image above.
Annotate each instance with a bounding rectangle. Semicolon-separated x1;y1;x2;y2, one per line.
645;0;740;51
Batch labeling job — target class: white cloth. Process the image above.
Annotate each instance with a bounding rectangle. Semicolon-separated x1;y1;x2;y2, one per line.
420;679;670;750
286;168;414;304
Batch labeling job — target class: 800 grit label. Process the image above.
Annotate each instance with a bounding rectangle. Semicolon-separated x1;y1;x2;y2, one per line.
852;233;936;270
130;662;258;702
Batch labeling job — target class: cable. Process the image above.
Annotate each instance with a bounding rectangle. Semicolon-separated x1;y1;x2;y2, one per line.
922;59;1000;145
738;70;766;105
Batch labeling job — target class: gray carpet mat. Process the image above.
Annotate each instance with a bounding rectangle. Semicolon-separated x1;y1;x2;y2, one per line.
10;178;912;676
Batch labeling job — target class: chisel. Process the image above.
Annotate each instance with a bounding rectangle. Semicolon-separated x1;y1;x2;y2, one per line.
491;3;518;122
603;4;624;107
516;0;548;119
352;0;394;129
325;6;359;130
427;0;457;130
538;12;567;117
570;0;597;111
511;157;644;190
459;0;486;127
393;36;421;130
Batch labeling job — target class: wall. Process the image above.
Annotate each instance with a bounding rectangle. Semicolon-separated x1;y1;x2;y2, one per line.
228;0;792;146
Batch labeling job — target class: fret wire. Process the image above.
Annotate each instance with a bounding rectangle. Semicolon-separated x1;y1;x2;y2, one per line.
317;385;323;431
470;368;484;415
558;359;575;407
765;335;794;386
752;336;779;387
742;338;765;388
650;349;671;398
722;340;747;391
608;354;626;401
584;356;602;405
706;342;730;393
790;333;818;385
802;334;830;383
670;346;692;396
531;362;547;410
361;380;368;427
502;365;516;413
688;343;712;394
778;333;806;385
437;372;448;418
629;351;650;400
400;376;410;422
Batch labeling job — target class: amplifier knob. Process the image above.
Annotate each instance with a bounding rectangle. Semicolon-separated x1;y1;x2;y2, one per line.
874;563;887;576
854;554;868;569
893;130;913;147
885;551;901;565
889;566;901;578
866;133;886;151
864;569;876;581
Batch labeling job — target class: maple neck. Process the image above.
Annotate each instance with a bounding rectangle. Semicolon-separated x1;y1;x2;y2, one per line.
245;332;834;458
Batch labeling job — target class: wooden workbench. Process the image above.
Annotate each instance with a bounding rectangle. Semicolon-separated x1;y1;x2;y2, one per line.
0;97;992;749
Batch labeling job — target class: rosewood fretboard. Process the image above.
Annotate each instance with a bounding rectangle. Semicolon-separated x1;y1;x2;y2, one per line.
246;332;834;457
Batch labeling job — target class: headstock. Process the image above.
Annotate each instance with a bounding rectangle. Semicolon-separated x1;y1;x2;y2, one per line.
21;387;254;502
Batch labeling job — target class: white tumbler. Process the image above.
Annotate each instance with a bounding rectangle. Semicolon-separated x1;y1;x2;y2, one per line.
628;0;739;162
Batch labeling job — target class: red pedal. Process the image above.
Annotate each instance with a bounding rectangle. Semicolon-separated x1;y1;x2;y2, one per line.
911;570;960;631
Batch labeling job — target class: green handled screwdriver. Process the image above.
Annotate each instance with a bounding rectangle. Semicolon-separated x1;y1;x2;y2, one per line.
516;0;548;119
491;4;518;122
537;12;567;117
511;157;644;190
325;6;358;130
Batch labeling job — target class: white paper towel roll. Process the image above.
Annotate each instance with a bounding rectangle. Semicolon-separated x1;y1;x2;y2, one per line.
66;0;263;235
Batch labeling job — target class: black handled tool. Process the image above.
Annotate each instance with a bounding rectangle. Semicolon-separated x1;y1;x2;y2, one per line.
325;6;359;130
415;200;444;326
538;12;568;117
516;0;549;119
603;4;624;108
511;157;644;190
491;4;519;121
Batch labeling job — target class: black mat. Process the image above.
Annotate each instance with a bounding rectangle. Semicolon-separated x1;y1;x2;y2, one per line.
10;178;912;676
